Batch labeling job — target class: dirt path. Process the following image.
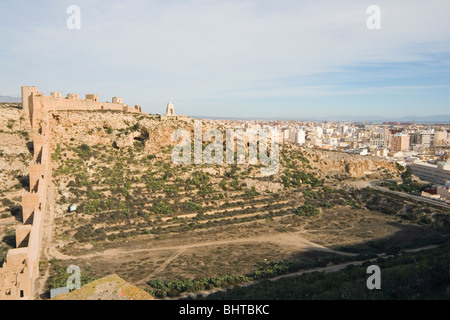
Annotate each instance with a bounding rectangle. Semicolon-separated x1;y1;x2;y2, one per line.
48;231;355;262
133;233;356;285
137;248;187;285
46;230;357;289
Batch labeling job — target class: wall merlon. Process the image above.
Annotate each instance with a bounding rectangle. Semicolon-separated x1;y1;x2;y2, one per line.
22;192;40;225
85;94;99;102
66;93;80;99
3;248;28;264
112;97;123;104
15;225;32;248
29;164;45;192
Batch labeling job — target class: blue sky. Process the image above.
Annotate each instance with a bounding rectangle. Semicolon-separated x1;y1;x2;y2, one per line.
1;0;449;119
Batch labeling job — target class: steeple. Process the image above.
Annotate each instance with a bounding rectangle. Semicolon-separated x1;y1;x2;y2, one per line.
166;97;175;116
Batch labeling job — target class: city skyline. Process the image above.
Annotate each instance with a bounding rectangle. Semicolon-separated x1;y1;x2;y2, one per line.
1;0;450;118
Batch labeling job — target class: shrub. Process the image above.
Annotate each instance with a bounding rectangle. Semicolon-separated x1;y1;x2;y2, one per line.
76;144;93;160
396;162;405;171
20;131;29;140
146;178;163;191
322;202;334;209
244;187;259;197
153;200;172;215
7;120;14;129
88;190;102;199
294;204;319;217
1;198;14;207
183;201;202;212
190;171;210;187
51;143;62;161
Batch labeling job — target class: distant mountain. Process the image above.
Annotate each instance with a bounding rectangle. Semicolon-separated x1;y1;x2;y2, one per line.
0;96;21;103
192;114;450;123
397;115;450;123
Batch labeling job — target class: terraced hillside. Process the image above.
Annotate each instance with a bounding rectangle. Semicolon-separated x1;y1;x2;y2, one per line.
31;110;449;299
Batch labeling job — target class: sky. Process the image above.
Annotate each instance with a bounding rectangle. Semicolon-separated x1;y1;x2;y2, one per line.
0;0;449;120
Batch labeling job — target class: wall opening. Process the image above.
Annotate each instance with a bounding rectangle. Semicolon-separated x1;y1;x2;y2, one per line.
20;290;24;298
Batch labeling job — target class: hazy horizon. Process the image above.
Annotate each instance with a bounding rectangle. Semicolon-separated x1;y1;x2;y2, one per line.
1;95;449;123
1;1;449;118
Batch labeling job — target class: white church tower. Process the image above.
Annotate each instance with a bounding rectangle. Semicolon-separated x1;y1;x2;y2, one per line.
166;97;175;116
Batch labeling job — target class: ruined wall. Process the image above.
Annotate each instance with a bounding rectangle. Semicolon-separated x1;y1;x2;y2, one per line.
0;86;142;299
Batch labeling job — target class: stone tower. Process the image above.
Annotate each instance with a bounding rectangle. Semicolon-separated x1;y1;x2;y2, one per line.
21;86;38;114
166;97;175;116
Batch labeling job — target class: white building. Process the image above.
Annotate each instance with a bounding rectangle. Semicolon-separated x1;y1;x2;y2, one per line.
316;126;323;139
295;130;306;145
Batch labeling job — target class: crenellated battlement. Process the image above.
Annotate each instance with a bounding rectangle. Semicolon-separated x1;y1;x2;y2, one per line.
23;87;142;126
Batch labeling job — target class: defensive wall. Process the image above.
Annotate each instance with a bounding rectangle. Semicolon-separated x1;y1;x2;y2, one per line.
0;86;143;299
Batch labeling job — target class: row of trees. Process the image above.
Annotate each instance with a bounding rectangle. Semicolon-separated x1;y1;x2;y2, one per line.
146;254;356;298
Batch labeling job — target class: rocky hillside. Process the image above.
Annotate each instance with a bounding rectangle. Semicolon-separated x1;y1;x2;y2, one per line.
49;110;399;181
50;110;194;155
0;104;33;264
302;148;399;179
0;104;32;191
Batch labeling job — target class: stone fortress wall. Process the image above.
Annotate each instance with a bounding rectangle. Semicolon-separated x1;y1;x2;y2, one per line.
0;86;144;299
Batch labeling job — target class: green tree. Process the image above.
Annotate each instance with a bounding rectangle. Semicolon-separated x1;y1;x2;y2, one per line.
401;167;413;185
